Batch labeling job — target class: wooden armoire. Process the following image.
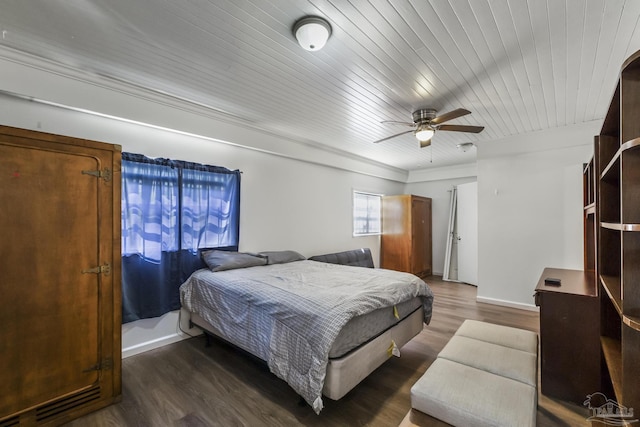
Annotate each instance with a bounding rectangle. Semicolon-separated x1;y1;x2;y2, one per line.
0;126;122;426
381;194;432;277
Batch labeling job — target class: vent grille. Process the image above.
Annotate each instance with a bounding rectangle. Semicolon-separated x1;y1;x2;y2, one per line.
35;386;101;423
0;415;19;427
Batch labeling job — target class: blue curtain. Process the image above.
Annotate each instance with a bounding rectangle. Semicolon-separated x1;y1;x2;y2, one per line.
121;153;240;323
181;164;240;252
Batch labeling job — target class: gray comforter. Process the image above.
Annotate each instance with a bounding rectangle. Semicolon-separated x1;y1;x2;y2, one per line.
179;260;433;413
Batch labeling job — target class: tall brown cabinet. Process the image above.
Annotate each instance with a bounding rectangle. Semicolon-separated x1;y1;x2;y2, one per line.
0;126;122;426
588;49;640;416
381;194;432;277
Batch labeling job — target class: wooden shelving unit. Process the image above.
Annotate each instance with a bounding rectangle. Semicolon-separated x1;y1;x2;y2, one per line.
593;49;640;415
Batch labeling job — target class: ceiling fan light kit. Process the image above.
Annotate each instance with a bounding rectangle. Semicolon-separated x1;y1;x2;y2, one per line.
414;123;435;142
293;16;332;51
374;107;485;148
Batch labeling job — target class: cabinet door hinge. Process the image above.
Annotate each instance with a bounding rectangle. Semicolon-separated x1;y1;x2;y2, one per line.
82;263;111;275
82;357;114;373
81;168;112;182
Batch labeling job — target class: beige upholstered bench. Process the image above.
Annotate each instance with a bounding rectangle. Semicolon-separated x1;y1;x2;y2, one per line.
400;320;539;427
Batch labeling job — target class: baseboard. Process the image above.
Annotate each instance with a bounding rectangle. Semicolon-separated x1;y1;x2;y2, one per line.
476;296;539;312
122;333;189;359
121;308;203;359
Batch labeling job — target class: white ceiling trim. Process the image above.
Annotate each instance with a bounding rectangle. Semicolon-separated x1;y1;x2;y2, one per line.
3;1;639;172
0;45;409;182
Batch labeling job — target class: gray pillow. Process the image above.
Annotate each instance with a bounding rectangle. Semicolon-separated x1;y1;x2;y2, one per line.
258;250;306;265
201;250;267;272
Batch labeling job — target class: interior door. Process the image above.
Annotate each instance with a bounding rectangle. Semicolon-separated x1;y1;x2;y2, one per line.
456;182;478;286
0;138;103;417
410;197;428;275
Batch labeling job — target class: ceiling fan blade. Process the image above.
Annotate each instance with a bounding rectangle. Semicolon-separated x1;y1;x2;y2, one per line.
372;130;414;143
437;124;484;133
380;120;416;127
430;108;471;125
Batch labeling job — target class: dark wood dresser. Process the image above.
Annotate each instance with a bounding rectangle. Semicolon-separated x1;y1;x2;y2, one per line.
534;267;600;404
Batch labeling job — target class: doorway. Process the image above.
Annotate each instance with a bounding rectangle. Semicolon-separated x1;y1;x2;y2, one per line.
443;181;478;286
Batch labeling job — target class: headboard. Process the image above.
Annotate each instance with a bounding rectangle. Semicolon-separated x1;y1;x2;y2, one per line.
308;248;374;268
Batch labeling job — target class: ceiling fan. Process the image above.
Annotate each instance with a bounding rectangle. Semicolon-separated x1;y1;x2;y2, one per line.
374;108;484;148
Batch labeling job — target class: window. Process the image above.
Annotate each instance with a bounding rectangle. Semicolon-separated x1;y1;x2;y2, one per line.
353;191;381;236
121;153;240;322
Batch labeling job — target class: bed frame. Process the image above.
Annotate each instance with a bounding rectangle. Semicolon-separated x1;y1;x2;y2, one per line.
185;248;426;401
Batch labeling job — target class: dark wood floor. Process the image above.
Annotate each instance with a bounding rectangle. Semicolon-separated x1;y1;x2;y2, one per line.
66;277;591;426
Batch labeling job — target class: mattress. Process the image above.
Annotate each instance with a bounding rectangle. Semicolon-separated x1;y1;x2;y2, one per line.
323;306;425;400
329;297;422;358
180;260;434;413
189;304;425;401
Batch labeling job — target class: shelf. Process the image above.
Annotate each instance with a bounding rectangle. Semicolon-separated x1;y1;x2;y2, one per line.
602;222;640;231
600;275;623;316
601;336;623;403
621;137;640;152
584;203;595;214
622;48;640;69
623;313;640;332
601;222;621;230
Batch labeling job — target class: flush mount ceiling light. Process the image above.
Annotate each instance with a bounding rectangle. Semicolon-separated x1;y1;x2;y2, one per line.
293;16;332;51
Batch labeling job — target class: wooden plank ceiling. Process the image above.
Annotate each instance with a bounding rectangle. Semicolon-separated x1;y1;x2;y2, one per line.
1;0;640;171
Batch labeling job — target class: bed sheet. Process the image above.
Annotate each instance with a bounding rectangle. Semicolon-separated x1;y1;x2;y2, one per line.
179;260;433;413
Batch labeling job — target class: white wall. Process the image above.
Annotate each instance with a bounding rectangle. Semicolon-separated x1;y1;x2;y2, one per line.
476;122;599;309
404;122;599;310
0;48;604;355
1;93;403;258
0;72;404;357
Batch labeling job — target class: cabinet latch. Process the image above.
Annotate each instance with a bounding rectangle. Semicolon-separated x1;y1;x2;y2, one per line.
82;263;111;275
81;168;112;182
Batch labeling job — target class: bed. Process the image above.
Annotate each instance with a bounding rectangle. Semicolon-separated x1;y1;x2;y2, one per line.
179;248;434;414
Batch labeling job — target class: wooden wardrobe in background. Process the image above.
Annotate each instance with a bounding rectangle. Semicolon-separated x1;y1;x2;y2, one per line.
381;194;432;278
0;126;122;426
